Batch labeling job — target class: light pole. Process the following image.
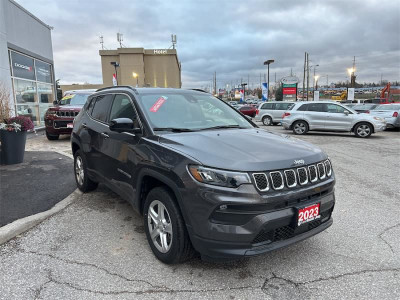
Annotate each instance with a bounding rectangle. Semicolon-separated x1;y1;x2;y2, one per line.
110;62;120;85
132;72;138;87
263;59;274;99
314;75;320;90
313;64;319;91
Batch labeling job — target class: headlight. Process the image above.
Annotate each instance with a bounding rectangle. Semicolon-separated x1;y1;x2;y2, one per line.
45;110;56;115
188;165;251;188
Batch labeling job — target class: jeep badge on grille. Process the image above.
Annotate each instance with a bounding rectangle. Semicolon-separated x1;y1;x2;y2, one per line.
293;159;305;165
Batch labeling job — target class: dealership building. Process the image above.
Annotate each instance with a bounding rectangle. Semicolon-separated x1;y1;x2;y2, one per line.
0;0;55;127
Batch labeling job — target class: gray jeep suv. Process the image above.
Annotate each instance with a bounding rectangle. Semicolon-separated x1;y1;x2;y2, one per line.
71;87;335;263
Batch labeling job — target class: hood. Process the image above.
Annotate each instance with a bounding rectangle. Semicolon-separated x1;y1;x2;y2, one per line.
48;105;83;111
158;128;326;172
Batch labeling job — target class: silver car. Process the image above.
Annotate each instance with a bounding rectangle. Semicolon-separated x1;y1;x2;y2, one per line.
281;101;386;138
369;104;400;129
255;101;295;126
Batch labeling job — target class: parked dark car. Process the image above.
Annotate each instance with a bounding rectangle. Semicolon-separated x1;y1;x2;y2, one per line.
71;87;335;263
352;104;379;114
239;105;257;117
45;90;94;140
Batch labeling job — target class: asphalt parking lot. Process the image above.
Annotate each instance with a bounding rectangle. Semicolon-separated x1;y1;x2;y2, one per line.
1;127;399;299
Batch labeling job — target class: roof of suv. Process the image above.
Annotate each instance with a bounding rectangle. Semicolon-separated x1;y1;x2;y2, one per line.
95;86;207;96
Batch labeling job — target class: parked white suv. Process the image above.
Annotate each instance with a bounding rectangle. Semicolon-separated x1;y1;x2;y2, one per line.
255;101;294;126
281;101;386;138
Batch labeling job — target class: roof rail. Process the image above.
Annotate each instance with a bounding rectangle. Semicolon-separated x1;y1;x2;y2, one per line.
95;86;137;93
190;88;208;93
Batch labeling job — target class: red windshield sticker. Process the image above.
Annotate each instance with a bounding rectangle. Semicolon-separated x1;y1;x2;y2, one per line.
150;96;167;112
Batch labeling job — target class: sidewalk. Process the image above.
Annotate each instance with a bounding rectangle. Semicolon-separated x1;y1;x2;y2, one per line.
0;150;76;227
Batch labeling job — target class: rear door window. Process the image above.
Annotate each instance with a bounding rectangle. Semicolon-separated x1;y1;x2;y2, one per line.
307;103;326;112
297;104;308;111
275;103;292;110
90;94;113;123
261;103;274;109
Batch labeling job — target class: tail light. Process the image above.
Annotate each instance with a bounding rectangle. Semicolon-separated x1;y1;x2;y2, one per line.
282;112;291;118
393;112;398;117
256;109;259;115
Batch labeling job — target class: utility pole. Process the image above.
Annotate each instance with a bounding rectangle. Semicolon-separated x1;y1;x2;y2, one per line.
350;56;356;88
306;53;309;101
214;71;217;95
303;52;306;100
260;73;261;88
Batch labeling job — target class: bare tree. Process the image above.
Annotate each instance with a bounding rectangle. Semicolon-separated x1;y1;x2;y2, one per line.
0;82;14;123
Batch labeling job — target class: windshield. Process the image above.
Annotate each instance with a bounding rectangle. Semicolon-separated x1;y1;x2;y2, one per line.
59;94;90;106
375;105;400;111
136;92;254;131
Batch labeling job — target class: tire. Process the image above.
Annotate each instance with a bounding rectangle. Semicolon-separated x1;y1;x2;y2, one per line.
143;187;194;264
354;122;372;138
74;150;98;192
262;116;272;126
46;131;59;140
292;120;309;135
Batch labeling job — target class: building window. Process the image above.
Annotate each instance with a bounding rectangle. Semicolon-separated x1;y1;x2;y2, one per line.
9;50;55;127
11;51;36;81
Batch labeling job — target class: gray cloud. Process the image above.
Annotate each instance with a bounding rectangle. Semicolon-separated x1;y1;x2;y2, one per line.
17;0;400;88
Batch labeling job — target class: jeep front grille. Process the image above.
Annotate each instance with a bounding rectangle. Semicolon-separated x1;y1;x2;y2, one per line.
317;163;326;179
308;165;318;182
252;160;332;192
284;170;297;188
252;173;269;191
270;171;284;190
297;167;308;185
324;160;332;176
56;111;79;117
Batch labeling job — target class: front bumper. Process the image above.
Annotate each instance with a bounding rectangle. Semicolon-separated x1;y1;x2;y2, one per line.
182;175;335;260
45;117;74;135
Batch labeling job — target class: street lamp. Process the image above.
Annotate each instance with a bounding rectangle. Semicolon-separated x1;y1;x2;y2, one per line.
132;72;138;87
314;75;320;90
263;59;274;99
313;64;319;90
110;62;120;85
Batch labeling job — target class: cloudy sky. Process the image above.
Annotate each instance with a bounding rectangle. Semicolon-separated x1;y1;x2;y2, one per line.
18;0;400;89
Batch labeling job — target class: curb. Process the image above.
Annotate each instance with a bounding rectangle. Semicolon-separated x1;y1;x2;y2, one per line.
0;189;82;245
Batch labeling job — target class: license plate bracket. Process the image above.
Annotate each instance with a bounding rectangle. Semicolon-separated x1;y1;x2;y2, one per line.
297;203;320;227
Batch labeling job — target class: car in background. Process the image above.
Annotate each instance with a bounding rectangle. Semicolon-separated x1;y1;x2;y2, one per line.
228;101;237;106
44;90;95;140
352;104;379;114
239;105;257;117
369;104;400;129
254;101;294;126
343;103;356;109
281;101;386;138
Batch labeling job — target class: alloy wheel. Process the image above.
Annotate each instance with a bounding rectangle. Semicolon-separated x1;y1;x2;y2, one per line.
263;117;272;126
147;200;173;253
294;122;306;134
356;124;371;137
75;156;84;186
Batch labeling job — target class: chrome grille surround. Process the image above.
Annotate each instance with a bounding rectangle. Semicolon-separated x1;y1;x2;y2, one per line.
317;162;326;179
324;160;332;177
308;165;318;183
297;167;308;185
252;173;269;191
284;170;297;188
270;171;284;190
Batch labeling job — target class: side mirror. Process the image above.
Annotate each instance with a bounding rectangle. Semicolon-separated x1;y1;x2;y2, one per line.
53;100;58;105
344;111;349;116
109;118;141;134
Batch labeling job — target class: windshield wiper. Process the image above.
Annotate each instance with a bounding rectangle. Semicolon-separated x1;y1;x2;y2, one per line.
199;125;244;130
153;127;196;132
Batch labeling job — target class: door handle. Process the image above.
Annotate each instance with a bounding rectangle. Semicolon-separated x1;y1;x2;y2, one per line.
82;123;87;128
100;132;109;139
